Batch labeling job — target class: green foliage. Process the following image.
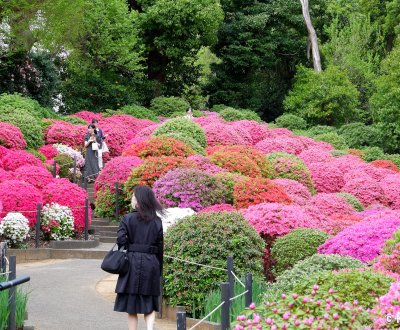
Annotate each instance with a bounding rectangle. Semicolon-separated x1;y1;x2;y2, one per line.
306;125;337;136
336;192;364;212
383;228;400;255
275;114;307;130
314;132;349;150
214;172;244;204
163;211;264;315
54;153;73;179
150;97;190;117
95;187;128;219
159;133;205;154
27;149;46;162
153;118;207;148
331;150;348;157
61;116;87;125
384;153;400;168
271;228;330;276
0;93;54;118
219;107;261;122
294;269;394;309
118;104;159;121
337;122;382;148
263;254;365;302
284;65;361;126
360;146;385;162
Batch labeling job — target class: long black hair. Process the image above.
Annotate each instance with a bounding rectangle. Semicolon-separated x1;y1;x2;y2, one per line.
88;124;98;134
133;186;164;221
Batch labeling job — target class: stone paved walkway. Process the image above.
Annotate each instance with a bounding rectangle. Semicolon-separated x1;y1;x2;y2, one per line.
17;259;175;330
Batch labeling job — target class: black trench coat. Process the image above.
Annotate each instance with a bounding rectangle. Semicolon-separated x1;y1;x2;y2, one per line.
115;211;163;296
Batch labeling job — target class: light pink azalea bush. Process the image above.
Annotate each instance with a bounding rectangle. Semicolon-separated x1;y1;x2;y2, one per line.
308;162;345;193
1;150;44;171
255;137;305;155
135;124;160;138
308;193;357;218
272;178;312;206
38;144;59;160
230;120;270;145
371;281;400;329
186;154;226;174
14;165;54;190
296;135;333;151
341;176;387;207
298;148;333;166
0;180;43;226
0;122;27;149
203;123;246;146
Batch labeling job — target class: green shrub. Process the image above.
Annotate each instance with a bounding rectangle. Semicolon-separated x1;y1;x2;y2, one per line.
219;107;261;122
119;104;159;121
159;132;205;154
314;132;349;150
94;187;129;219
214;172;244;204
54;153;74;179
360;146;385;162
263;254;364;302
384;153;400;168
150;96;190;117
382;228;400;255
271;228;330;276
331;149;348;157
275;114;308;130
163;211;264;315
0;106;43;149
211;104;227;113
306;125;337;136
170;109;204;118
336;192;364;212
337;122;382;148
0;93;55;118
153;117;207;148
284;65;361;126
293;269;394;309
61;116;88;125
27;149;46;162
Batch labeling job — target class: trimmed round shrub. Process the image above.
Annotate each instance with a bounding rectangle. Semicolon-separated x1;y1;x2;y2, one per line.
313;132;348;150
0;180;43;227
46;121;86;149
263;254;364;302
14;165;53;191
219;107;261;122
203;123;246;146
1;150;44;171
40;203;74;240
214;172;244;204
209;151;261;177
38;144;59;160
186;154;226;174
272;178;312;206
266;152;314;192
271;228;330;276
233;178;292;208
153;168;226;211
163;211;264;314
255;137;305;155
118;104;159;121
123;136;195;159
360;146;385;162
95;187;128;218
158;132;204;154
338;122;382;148
341;176;386;207
150;96;189;117
336;192;364;212
294;269;395;309
274;114;307;130
0;122;27;149
0;212;30;247
199;204;236;213
54;154;74;179
308;162;345;193
153;118;206;148
42;178;91;233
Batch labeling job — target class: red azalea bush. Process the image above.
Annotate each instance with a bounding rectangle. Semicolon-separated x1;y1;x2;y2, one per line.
42;178;91;232
94;156;144;194
380;174;400;210
122;136;151;151
14;165;54;190
371;159;399;172
266;152;315;192
186;154;226;174
199;204;236;213
203;123;246;146
308;162;345;193
38;144;59;160
73;111;102;123
272;178;312;206
0;180;43;226
122;136;195;158
0;122;27;149
46;121;87;149
209;151;262;177
233;177;292;208
298;148;333;166
255;137;305;155
342;176;387;207
1;150;44;171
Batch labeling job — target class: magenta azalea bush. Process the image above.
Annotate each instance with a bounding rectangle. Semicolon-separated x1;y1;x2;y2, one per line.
229;122;253;145
308;162;345;193
0;122;27;149
380;174;400;210
1;150;44;171
203;123;246;146
73;111;102;123
38;144;59;160
318;210;400;262
46;121;86;149
0;168;11;183
199;204;236;213
255;137;305;155
298;148;333;167
0;180;43;227
271;179;311;206
14;165;54;191
153;168;226;211
229;120;270;145
186;154;226;174
341;176;387;207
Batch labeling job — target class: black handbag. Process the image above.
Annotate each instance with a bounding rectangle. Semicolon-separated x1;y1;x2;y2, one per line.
101;244;129;275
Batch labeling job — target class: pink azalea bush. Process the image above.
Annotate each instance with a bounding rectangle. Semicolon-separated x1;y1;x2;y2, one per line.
0;180;43;227
46;121;87;149
42;178;91;232
330;155;365;174
0;145;9;160
341;176;387;207
0;168;11;183
38;144;59;160
122;136;151;151
379;174;400;210
255;137;305;155
0;122;27;149
318;211;400;262
101;115;155;136
73;111;102;123
371;281;400;329
229;122;253;145
193;113;224;127
230;120;270;145
308;162;345;193
1;150;44;171
203;123;246;146
97;121;134;157
308;193;357;218
298;148;333;166
153;168;226;211
373;243;400;278
199;204;236;213
296;135;334;151
271;179;311;206
14;165;54;190
186;154;226;174
94;156;144;194
135;124;160;138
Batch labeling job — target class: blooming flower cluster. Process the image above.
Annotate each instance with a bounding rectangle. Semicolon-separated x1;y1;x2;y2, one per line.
46;121;87;149
342;176;387;207
1;150;44;171
379;174;400;209
41;203;74;240
186;154;226;174
73;111;102;123
53;144;85;167
209;150;262;177
199;204;236;213
308;162;345;193
308;193;356;218
371;281;400;329
38;144;59;160
14;165;54;190
255;137;305;155
0;212;30;247
371;159;399;173
0;122;27;149
298;148;333;167
271;179;311;206
203;123;246;146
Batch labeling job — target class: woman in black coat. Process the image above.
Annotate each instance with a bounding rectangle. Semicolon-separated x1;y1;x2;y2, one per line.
114;185;164;330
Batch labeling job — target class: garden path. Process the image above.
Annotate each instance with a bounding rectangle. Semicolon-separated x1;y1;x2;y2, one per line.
17;259;175;330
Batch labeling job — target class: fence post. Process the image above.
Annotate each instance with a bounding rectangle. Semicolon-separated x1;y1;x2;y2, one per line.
158;277;163;319
73;156;77;183
227;256;234;299
84;176;88;191
35;204;42;248
115;182;119;221
53;160;57;178
176;311;186;330
8;255;16;330
245;273;253;307
84;198;89;240
221;282;230;330
0;242;6;273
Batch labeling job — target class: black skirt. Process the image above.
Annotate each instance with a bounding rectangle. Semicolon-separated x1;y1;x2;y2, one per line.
114;293;160;314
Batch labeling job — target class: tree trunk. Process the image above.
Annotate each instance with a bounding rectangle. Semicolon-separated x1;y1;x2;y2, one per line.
299;0;322;72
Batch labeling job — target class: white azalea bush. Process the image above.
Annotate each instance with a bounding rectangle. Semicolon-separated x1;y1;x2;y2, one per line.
0;212;30;247
157;207;196;232
53;143;85;167
41;203;74;240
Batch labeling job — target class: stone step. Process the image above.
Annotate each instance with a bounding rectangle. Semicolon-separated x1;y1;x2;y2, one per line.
100;236;117;243
91;219;111;226
99;231;117;238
